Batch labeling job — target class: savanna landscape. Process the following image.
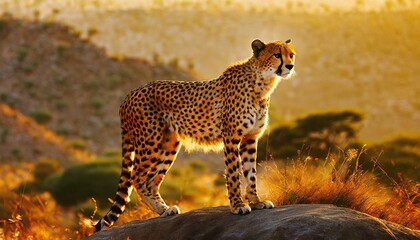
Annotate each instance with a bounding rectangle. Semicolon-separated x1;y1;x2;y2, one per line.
0;0;419;239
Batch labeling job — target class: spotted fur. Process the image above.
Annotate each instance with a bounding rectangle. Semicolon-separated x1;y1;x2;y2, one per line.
95;39;296;231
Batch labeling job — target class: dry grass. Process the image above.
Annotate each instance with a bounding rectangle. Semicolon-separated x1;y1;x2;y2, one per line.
1;192;79;239
1;151;419;239
0;161;228;239
0;185;161;239
260;149;420;229
0;189;225;239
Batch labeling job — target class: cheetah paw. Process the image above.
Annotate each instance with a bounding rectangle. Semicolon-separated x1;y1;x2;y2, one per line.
160;206;181;217
231;204;252;215
250;200;274;210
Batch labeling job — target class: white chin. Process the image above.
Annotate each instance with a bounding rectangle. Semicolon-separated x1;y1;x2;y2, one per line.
281;70;293;79
281;73;290;78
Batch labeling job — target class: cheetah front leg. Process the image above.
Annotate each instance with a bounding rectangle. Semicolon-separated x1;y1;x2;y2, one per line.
223;137;251;214
240;135;274;210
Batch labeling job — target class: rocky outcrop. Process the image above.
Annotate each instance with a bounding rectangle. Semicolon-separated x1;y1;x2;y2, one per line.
87;204;420;240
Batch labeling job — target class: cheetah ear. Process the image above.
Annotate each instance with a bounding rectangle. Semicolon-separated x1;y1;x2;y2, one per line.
285;39;292;44
251;39;265;58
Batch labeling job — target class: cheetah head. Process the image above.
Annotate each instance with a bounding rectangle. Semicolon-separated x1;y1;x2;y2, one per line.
251;39;296;79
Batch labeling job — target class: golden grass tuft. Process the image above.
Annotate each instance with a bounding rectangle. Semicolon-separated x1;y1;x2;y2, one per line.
1;192;78;240
259;149;420;229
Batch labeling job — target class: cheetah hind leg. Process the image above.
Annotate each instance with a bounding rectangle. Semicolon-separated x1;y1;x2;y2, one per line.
140;130;182;217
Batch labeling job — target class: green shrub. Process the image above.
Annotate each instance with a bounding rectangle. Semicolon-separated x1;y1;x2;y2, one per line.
55;41;70;56
23;78;35;89
29;110;52;125
46;161;121;208
0;92;7;102
0;19;8;38
360;136;420;182
0;126;8;144
189;160;207;172
16;47;28;62
22;78;37;97
160;181;184;201
34;158;61;183
82;79;100;90
213;176;226;187
54;99;68;110
102;148;121;158
11;149;23;161
56;127;70;136
21;61;38;73
107;74;123;89
70;139;87;151
88;95;103;110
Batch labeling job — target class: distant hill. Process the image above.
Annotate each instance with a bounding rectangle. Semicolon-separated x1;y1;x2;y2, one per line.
1;7;419;162
0;103;91;164
4;5;418;141
0;15;195;161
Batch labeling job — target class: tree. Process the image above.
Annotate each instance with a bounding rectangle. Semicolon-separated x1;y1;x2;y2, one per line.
258;110;364;161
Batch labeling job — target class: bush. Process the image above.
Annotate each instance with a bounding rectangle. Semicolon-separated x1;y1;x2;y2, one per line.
34;158;61;183
189;160;207;172
55;40;70;56
107;74;123;89
54;99;68;110
0;126;9;144
88;95;103;110
360;136;420;183
46;161;121;208
29;110;52;125
56;127;70;136
82;79;100;90
21;61;38;73
70;139;88;151
16;47;28;62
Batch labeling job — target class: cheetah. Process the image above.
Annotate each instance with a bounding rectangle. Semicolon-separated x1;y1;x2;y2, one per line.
95;39;296;231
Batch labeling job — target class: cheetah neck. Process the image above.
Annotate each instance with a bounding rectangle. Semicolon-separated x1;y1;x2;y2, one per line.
218;59;281;101
240;58;282;100
252;72;280;100
252;68;282;100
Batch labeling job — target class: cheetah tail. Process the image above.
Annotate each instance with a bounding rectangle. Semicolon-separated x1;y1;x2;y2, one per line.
95;147;134;231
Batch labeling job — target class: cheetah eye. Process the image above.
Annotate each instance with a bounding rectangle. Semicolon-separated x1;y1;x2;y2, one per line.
290;53;295;58
274;53;281;59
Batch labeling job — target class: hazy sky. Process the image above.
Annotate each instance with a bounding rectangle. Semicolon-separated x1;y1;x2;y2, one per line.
6;0;389;11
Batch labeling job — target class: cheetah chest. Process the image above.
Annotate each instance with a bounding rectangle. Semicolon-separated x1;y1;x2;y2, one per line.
241;101;269;136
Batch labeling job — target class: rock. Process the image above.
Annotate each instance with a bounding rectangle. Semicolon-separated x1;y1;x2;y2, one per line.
86;204;420;240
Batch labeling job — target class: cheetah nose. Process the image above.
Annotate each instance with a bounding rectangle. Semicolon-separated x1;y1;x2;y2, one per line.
285;64;294;70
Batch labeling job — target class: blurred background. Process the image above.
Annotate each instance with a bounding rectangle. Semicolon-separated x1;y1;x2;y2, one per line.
0;0;419;238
